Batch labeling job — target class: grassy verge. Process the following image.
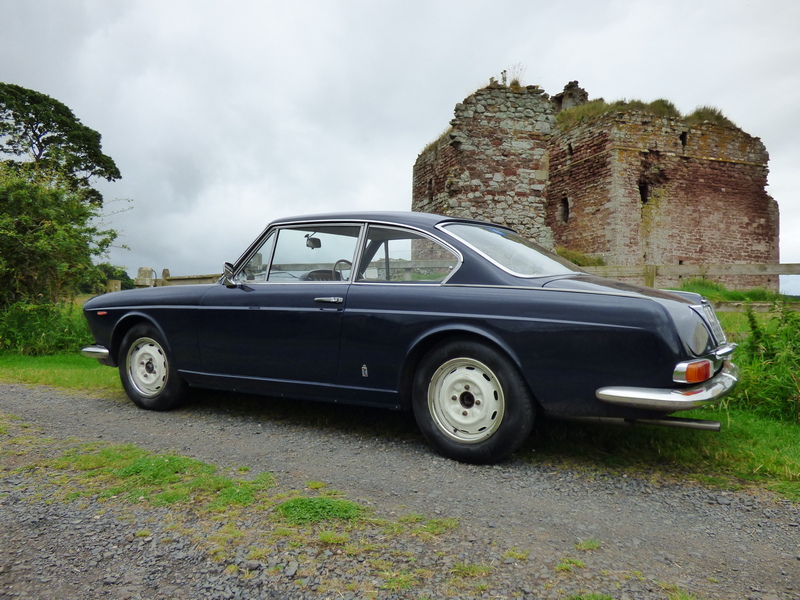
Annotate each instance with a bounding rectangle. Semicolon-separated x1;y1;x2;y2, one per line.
523;408;799;501
0;353;120;392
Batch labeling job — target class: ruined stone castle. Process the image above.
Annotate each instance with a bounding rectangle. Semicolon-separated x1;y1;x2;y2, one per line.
412;81;780;289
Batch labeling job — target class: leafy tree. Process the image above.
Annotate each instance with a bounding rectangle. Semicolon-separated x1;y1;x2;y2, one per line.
80;262;135;293
0;82;120;205
0;166;117;308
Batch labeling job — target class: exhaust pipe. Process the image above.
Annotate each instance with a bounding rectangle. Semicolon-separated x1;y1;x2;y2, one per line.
560;416;721;432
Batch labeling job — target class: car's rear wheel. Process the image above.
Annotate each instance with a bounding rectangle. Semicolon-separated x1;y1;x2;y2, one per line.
412;338;535;464
119;324;188;411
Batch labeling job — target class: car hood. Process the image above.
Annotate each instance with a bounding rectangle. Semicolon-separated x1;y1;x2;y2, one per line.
540;274;694;305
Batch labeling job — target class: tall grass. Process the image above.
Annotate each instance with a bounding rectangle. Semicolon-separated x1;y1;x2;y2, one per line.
0;301;92;355
731;304;800;423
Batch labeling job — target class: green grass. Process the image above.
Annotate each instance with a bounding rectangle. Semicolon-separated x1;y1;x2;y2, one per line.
48;442;275;509
672;278;785;303
275;496;364;525
524;408;800;501
0;352;120;392
557;98;736;130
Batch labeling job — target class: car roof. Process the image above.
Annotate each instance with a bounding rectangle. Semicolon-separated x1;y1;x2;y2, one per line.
269;211;507;231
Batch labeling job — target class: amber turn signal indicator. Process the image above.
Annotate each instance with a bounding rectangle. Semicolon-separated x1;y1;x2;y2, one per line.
684;360;712;384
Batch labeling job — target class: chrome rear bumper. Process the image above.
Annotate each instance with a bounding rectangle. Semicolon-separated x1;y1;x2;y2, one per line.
81;345;110;360
596;362;738;411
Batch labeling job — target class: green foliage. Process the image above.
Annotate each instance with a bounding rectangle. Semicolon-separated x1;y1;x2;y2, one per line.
0;82;120;205
556;246;605;267
685;105;737;128
673;278;784;303
0;170;117;307
733;304;800;422
276;497;363;525
0;301;92;355
557;97;736;130
79;262;135;293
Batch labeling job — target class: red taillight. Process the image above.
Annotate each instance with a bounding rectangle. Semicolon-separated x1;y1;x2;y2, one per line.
97;311;108;316
676;359;712;384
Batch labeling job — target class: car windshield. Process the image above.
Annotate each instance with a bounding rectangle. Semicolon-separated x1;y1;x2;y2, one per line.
442;223;581;277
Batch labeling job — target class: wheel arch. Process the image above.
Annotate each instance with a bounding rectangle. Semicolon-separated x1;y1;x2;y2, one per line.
398;324;537;411
110;313;172;366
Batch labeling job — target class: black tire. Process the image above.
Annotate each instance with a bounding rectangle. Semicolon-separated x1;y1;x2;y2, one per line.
118;324;188;411
412;338;535;464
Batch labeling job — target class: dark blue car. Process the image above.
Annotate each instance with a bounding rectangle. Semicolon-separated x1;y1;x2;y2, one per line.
82;211;738;463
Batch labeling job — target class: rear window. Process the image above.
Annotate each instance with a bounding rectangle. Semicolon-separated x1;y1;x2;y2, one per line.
442;223;580;277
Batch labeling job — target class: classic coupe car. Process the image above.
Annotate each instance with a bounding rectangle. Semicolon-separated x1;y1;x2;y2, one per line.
82;211;738;463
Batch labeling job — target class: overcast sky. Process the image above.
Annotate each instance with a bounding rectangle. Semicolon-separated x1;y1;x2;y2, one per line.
2;0;799;291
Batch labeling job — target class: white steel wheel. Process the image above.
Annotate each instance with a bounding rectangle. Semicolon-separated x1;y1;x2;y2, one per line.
412;338;536;464
427;357;505;444
119;324;188;411
125;336;169;398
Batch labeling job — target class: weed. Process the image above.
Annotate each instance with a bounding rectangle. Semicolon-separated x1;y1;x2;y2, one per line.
734;303;800;422
318;530;348;545
504;547;530;561
275;497;363;525
575;538;601;551
379;570;417;591
556;557;586;573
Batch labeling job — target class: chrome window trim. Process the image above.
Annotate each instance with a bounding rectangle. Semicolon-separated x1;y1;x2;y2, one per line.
436;222;580;279
228;219;464;287
353;223;463;286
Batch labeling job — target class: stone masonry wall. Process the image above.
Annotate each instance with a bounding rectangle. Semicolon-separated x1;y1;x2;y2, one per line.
412;83;555;249
413;82;780;290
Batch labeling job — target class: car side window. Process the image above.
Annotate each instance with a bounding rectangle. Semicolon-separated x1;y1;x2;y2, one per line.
356;226;459;283
267;225;361;282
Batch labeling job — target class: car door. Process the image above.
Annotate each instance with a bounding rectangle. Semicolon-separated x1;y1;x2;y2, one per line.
198;223;362;386
338;225;462;394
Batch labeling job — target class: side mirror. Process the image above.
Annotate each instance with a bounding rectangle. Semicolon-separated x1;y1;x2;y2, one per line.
222;262;237;288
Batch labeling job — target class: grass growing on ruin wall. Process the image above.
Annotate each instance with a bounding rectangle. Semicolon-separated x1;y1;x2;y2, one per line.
556;98;737;130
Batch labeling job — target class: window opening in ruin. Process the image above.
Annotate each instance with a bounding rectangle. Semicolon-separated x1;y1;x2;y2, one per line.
558;197;570;223
427;178;434;203
567;143;574;156
639;182;649;205
679;131;688;151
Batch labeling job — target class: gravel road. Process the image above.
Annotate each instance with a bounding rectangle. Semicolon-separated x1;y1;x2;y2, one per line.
1;382;798;600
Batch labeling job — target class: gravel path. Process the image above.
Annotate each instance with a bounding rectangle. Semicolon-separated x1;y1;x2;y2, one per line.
1;382;798;600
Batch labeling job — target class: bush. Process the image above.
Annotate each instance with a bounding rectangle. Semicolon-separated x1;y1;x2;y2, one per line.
0;302;92;356
732;304;800;423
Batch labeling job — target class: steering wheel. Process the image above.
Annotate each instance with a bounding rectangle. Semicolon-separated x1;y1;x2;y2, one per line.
332;259;352;281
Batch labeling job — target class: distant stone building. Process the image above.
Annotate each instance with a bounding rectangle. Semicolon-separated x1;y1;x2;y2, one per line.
412;81;780;289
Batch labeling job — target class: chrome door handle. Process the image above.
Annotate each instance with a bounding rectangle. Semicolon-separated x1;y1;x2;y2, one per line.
314;297;343;304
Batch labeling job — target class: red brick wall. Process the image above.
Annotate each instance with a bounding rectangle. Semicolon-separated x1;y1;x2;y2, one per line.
547;113;779;289
413;88;780;290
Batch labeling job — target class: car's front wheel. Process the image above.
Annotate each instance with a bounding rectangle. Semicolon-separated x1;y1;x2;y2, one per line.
412;338;535;464
119;324;188;411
